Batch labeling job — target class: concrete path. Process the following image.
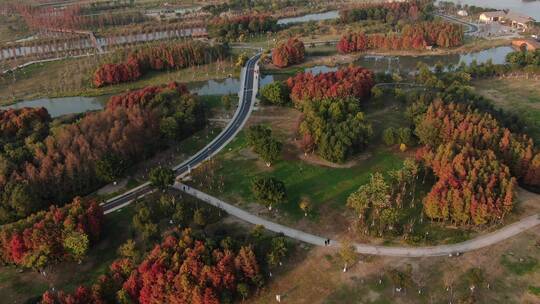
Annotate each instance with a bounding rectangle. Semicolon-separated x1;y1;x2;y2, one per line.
175;183;540;257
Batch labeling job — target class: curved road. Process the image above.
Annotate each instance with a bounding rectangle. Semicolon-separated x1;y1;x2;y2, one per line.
101;53;261;214
101;42;540;258
436;13;479;35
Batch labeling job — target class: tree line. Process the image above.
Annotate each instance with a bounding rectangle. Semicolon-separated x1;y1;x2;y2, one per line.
506;49;540;69
339;0;433;25
272;38;305;68
0;82;205;224
337;21;464;53
208;14;279;41
15;4;146;31
0;198;103;270
93;41;229;87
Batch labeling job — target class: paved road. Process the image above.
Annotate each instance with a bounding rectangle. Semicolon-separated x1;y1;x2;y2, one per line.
101;53;261;214
177;183;540;257
99;39;540;258
436;13;479;35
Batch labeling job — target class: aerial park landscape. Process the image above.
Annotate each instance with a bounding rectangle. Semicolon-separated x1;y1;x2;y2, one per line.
0;0;540;303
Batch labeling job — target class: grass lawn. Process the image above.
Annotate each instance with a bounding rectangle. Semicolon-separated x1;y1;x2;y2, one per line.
216;137;404;220
474;78;540;142
0;54;240;103
190;99;411;223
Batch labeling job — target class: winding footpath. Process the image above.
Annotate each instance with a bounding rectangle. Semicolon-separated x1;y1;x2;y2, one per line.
101;49;540;258
175;184;540;257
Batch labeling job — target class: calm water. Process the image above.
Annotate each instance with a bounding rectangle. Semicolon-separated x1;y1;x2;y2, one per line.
277;10;339;25
2;96;109;118
439;0;540;20
5;46;515;116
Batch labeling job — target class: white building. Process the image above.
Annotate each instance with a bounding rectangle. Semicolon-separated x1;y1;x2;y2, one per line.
457;10;468;17
479;11;506;23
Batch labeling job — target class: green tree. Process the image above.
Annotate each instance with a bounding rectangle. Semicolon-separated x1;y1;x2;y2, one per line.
267;237;288;267
149;166;175;190
339;240;358;272
246;125;282;166
260;82;290;106
397;127;412;145
383;127;396;146
347;173;390;219
159;117;179;141
117;239;140;262
259;137;282;167
251;177;287;209
63;231;90;262
96;153;126;183
193;208;207;227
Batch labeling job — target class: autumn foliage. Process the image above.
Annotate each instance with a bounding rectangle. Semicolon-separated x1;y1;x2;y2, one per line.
286;66;375;107
0;198;103;269
41;229;261;304
107;82;189;110
414;101;540;224
93;41;228;87
337;21;464;53
15;4;145;31
272;38;305;68
0;83;204;224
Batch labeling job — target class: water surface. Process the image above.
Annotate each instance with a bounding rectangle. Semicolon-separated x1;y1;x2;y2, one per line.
438;0;540;20
277;10;339;25
5;46;515;116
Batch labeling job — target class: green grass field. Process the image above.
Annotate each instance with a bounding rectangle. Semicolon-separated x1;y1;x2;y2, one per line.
474;78;540;142
0;54;240;103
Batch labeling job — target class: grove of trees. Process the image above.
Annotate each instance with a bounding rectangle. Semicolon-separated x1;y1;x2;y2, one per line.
41;229;263;304
208;14;278;41
282;66;376;163
0;82;205;225
93;41;229;87
246;125;282;166
339;0;433;25
299;97;373;163
0;197;103;269
272;38;305;68
285;66;375;107
410;100;540;225
347;159;420;237
337;21;464;53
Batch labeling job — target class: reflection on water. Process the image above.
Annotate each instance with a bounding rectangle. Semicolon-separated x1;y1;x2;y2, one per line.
437;0;540;20
5;46;516;116
277;10;339;25
2;96;109;118
354;46;514;74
